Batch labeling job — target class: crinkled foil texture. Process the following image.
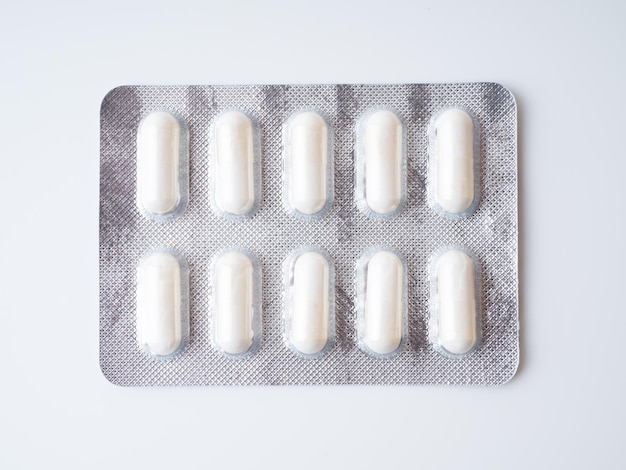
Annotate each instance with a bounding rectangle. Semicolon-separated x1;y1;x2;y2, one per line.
100;83;518;386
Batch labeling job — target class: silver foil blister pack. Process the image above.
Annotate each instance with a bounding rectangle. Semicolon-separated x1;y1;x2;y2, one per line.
99;83;518;386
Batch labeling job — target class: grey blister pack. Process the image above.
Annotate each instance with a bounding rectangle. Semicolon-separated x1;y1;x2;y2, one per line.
100;82;518;386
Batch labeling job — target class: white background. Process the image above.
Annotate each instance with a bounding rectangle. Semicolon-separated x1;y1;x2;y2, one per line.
1;0;625;468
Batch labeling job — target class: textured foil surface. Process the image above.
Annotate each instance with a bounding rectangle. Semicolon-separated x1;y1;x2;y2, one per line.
100;83;518;385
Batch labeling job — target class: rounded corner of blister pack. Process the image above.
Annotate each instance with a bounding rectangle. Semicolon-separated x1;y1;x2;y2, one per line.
100;83;519;386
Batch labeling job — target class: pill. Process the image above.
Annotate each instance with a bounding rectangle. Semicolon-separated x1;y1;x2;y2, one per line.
213;251;256;355
363;251;404;355
136;251;184;357
214;111;256;216
285;111;330;216
289;251;331;355
435;249;478;355
432;108;476;215
362;110;403;215
136;111;182;216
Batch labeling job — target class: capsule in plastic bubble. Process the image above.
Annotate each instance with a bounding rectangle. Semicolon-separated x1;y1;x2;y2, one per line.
284;111;332;218
286;249;333;357
429;108;477;218
136;250;188;359
214;111;258;217
359;249;406;357
357;110;404;218
137;111;188;219
431;248;480;357
213;251;261;357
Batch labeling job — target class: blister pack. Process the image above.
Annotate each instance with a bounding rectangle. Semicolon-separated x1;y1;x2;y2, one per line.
99;83;518;386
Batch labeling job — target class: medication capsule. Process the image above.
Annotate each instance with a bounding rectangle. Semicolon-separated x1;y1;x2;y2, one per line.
213;251;257;356
136;250;186;358
285;111;331;216
362;250;404;356
431;108;477;216
137;111;185;217
287;251;332;356
214;111;257;216
434;249;479;356
360;110;404;216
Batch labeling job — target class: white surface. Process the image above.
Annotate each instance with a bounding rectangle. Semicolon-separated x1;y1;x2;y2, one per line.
214;111;256;216
1;0;625;468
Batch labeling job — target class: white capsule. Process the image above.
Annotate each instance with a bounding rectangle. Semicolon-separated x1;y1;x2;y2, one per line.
288;251;331;356
213;251;256;356
432;108;476;215
435;249;478;356
285;111;330;216
137;111;183;217
360;110;404;216
214;111;256;216
363;251;404;356
136;251;185;358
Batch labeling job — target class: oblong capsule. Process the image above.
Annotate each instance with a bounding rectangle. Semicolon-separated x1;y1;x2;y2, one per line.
358;110;404;217
362;250;405;356
430;108;477;216
213;251;258;356
433;249;479;356
137;111;186;218
285;111;331;217
287;250;332;356
136;250;187;358
214;111;257;217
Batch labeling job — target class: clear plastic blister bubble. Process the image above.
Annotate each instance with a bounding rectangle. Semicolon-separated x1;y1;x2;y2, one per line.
355;109;407;220
210;249;262;359
428;246;482;359
283;247;335;359
136;110;189;221
356;247;408;359
282;110;334;220
210;110;262;220
427;107;480;220
136;248;190;360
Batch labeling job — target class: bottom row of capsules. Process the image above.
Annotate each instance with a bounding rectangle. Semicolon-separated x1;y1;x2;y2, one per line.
135;247;481;361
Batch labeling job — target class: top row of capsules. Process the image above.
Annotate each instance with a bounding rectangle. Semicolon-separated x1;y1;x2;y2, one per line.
136;108;479;222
